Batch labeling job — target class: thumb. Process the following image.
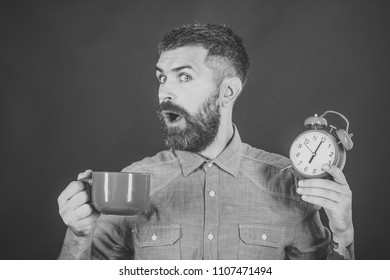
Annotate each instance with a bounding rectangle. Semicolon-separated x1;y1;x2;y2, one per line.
77;169;92;180
322;164;347;185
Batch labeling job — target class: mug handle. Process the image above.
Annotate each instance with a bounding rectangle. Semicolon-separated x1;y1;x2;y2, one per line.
79;178;93;185
79;178;95;207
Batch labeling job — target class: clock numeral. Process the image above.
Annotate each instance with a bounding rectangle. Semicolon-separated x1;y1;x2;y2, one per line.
312;169;317;174
304;166;308;172
328;144;332;148
328;160;332;165
298;160;302;165
321;137;326;142
329;152;334;157
304;139;310;144
296;152;300;157
312;136;317;141
298;144;302;149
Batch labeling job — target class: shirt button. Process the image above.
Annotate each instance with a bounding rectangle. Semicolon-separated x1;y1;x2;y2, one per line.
152;234;157;241
207;163;213;167
262;234;267;240
208;233;214;240
209;191;215;197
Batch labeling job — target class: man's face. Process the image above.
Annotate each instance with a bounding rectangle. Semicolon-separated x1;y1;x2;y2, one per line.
155;46;221;153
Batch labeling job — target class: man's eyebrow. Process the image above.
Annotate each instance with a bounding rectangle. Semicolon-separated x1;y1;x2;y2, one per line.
155;65;196;73
172;65;196;72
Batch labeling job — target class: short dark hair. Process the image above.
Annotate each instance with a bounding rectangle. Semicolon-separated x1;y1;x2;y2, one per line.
157;23;250;86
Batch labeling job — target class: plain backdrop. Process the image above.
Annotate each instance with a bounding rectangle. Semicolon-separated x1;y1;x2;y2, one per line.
1;0;389;259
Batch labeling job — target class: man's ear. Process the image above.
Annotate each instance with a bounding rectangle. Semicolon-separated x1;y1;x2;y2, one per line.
220;77;242;107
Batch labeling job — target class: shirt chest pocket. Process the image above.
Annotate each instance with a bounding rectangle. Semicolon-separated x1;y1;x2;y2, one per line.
238;224;286;260
132;224;181;260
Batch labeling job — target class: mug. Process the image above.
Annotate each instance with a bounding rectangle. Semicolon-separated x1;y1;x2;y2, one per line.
80;171;150;216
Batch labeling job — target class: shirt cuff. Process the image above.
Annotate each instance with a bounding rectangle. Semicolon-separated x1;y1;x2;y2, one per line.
328;238;355;260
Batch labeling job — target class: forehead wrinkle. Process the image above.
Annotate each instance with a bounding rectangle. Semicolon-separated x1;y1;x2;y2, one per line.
157;61;200;74
157;47;208;73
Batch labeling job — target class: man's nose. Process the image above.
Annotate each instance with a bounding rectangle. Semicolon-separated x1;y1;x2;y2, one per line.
158;84;177;103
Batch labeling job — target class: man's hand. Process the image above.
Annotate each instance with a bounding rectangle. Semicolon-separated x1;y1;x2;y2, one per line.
296;164;354;246
58;170;100;237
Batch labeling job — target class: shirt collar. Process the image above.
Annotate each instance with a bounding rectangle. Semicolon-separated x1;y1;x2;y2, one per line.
173;124;242;177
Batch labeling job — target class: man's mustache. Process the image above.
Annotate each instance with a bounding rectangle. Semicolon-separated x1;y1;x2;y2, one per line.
157;101;190;119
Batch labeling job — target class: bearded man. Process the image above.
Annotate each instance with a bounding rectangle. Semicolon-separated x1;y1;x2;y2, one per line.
57;23;354;260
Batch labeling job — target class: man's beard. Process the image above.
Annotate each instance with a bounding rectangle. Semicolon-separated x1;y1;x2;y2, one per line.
157;91;221;153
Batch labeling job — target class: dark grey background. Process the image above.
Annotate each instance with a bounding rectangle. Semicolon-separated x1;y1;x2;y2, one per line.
1;0;388;259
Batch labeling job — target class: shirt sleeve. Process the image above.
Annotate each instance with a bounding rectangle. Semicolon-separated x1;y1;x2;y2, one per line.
286;202;354;260
91;215;134;260
286;203;331;259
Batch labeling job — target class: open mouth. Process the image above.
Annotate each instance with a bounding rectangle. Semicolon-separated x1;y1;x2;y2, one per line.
162;110;184;124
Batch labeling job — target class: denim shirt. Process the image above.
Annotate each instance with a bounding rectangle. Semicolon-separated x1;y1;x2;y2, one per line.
91;126;335;260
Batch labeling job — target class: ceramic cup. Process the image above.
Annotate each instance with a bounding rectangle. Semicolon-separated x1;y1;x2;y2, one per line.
80;171;150;216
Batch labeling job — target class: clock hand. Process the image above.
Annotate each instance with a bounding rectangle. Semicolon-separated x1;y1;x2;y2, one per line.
304;142;314;153
308;141;324;164
313;140;324;154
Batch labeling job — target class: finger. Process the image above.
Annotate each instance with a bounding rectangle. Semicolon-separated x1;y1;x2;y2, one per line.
73;204;95;221
58;191;90;220
298;179;343;193
323;164;347;185
76;212;100;227
77;169;92;180
301;194;337;210
89;210;101;221
297;187;340;203
58;181;87;206
67;191;90;211
68;212;100;235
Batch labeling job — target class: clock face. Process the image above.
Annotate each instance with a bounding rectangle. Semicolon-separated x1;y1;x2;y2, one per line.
290;130;337;178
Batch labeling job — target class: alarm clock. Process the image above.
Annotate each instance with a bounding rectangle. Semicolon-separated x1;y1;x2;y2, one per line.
289;110;353;179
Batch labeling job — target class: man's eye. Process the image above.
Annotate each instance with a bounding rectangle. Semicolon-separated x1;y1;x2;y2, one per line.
157;75;167;84
179;73;191;82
